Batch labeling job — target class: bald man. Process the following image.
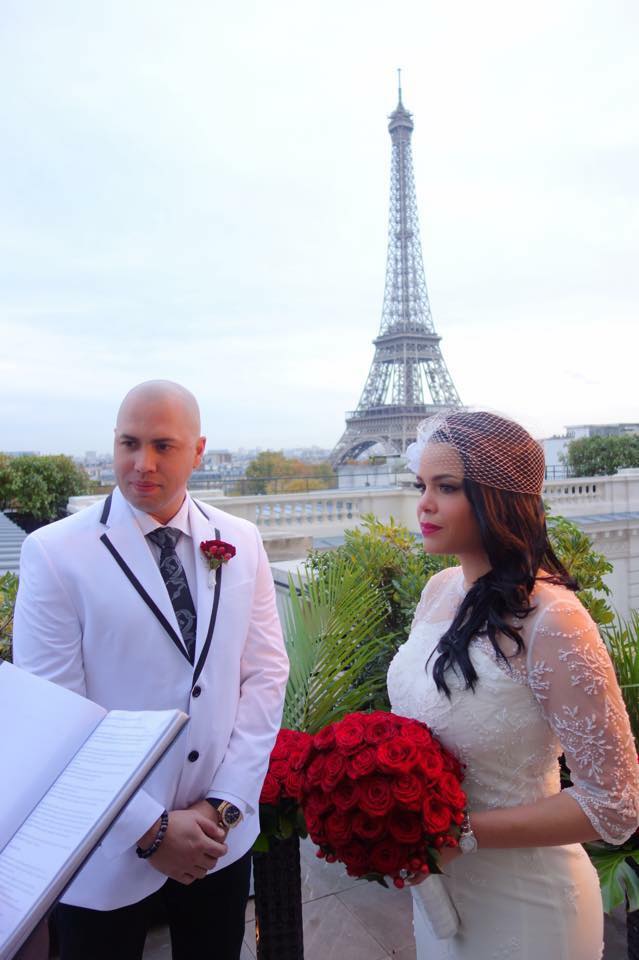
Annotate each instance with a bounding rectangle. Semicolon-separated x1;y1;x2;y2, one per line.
14;381;289;960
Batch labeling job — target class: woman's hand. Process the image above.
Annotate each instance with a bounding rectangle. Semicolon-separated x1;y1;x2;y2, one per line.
405;845;462;884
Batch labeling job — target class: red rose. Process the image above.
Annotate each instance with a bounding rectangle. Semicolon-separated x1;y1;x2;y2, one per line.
369;839;406;876
403;720;435;748
270;728;298;761
305;753;326;787
332;778;361;811
334;716;366;755
289;733;314;771
303;790;333;820
270;759;289;782
324;810;353;846
346;746;378;779
335;839;370;877
358;776;394;817
418;747;444;782
436;772;466;811
321;752;347;790
314;725;336;751
260;772;280;805
284;769;305;800
422;796;452;835
363;712;395;745
391;773;425;811
352;811;387;841
200;539;236;566
304;814;327;845
377;737;418;774
388;809;423;846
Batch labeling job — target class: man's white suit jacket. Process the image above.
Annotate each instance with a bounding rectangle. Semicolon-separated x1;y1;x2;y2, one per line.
13;487;289;910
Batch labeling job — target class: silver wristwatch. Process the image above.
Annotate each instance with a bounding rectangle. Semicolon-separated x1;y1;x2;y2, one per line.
459;811;478;854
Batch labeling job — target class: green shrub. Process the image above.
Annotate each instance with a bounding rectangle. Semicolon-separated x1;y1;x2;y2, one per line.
3;454;90;522
0;572;18;662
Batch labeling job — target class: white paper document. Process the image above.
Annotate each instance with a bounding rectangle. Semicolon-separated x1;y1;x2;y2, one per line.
0;663;106;852
0;664;188;960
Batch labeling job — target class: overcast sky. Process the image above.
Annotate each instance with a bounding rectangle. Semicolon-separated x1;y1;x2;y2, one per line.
0;0;637;455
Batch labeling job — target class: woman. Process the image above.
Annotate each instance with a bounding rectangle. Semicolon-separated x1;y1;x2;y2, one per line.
387;410;639;959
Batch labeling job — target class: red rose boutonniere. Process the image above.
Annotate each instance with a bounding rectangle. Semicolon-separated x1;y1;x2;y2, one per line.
200;539;236;588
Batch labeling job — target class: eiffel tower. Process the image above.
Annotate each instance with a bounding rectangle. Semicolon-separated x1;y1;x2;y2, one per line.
331;78;461;466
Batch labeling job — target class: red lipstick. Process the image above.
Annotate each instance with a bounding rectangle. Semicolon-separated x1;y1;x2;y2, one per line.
420;523;442;536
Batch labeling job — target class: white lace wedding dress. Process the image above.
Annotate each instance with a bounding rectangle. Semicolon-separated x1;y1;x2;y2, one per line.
387;566;639;960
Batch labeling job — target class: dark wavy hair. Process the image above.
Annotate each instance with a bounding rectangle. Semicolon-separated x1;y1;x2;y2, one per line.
426;429;578;697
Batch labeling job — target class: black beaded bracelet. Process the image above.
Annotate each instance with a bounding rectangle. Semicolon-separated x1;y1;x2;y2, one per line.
136;810;169;860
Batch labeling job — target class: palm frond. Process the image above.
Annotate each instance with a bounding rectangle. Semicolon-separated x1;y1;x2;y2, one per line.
603;611;639;745
282;556;392;734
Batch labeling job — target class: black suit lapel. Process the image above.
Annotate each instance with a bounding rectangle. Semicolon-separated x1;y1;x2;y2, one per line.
99;492;226;674
99;492;191;664
100;532;192;663
191;513;223;689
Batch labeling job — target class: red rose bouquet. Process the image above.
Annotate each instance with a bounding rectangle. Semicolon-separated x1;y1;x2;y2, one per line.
256;728;313;850
300;711;466;889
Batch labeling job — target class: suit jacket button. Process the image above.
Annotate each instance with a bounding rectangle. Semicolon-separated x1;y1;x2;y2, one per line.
192;685;202;698
188;750;199;762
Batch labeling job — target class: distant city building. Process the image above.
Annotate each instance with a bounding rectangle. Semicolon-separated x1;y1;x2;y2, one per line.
567;423;639;439
282;447;332;463
202;450;233;468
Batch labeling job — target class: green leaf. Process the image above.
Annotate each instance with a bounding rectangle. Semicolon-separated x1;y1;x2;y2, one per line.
282;555;393;733
585;843;639;912
295;807;308;837
361;872;389;887
258;803;279;836
252;833;271;853
0;571;18;662
603;611;639;746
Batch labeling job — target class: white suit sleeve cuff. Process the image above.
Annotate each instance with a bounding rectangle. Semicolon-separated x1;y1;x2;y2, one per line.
100;790;165;861
206;791;252;816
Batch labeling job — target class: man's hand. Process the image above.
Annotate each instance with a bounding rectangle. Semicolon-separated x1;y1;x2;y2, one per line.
188;798;233;835
138;808;228;884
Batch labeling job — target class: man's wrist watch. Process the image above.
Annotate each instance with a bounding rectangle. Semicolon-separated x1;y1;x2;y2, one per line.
206;797;243;829
458;811;478;854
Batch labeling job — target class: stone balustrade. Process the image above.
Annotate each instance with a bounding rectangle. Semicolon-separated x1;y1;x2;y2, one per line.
194;488;414;537
543;468;639;517
67;469;639;617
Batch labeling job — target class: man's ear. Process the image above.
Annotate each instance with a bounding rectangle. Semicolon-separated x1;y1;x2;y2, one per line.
194;436;207;467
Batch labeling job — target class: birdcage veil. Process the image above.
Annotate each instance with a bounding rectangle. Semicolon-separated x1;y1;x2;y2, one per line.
405;409;545;495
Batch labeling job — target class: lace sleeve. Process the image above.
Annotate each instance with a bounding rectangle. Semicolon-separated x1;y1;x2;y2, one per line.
527;596;639;844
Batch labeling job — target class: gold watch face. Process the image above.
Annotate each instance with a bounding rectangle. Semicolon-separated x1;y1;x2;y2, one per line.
219;802;242;828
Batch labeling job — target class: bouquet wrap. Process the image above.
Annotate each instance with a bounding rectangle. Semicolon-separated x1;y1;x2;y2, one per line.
412;874;460;939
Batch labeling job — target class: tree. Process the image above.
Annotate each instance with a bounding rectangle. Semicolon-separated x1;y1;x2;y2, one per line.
562;434;639;477
546;512;614;626
244;451;335;495
4;454;91;523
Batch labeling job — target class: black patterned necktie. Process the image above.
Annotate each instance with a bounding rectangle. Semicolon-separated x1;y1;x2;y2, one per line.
147;527;197;664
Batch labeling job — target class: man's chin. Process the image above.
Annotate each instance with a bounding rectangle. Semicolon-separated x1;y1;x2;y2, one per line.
123;484;162;512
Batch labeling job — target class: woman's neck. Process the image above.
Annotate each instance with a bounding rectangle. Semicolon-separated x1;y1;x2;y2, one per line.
458;551;491;589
